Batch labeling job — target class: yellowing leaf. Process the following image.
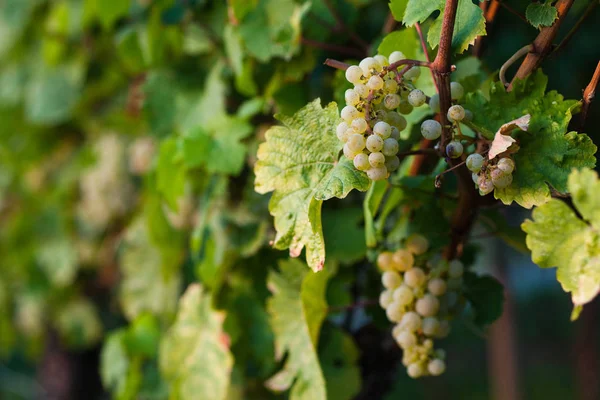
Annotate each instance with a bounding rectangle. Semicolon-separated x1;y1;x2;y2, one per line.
488;114;530;159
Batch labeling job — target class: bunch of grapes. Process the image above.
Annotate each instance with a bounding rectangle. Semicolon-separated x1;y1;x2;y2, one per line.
467;154;515;195
377;234;466;378
338;52;427;181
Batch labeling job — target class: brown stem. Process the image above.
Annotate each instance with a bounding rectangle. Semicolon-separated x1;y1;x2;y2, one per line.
382;12;397;35
499;45;533;87
497;1;528;25
384;59;431;75
301;37;365;57
415;22;438;92
552;0;598;57
580;61;600;131
324;58;350;70
510;0;575;88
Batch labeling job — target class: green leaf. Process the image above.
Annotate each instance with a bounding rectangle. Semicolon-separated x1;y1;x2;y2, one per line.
229;0;259;21
320;328;361;400
143;71;177;137
93;0;131;30
463;273;504;327
156;138;186;210
389;0;409;22
323;208;366;264
526;2;558;29
265;259;329;400
363;180;388;247
522;168;600;311
101;331;142;400
36;237;78;287
160;284;233;400
254;100;370;271
119;218;182;321
403;0;485;54
55;298;103;349
479;209;528;253
377;29;418;59
465;70;597;208
182;23;214;55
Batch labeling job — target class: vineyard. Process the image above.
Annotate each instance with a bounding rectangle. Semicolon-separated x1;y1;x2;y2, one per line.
0;0;599;399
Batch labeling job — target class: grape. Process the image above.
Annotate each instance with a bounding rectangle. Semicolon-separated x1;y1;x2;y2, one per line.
448;260;464;278
367;166;388;181
436;320;450;338
408;89;426;107
478;175;494;195
464;109;473;122
389;51;406;64
427;278;447;296
353;153;370;171
422;317;440;336
450;82;464;100
390;126;400;140
374;54;389;67
396;331;417;348
400;311;422;332
385;155;400;172
383;79;398;94
366;135;384;152
472;172;479;184
347;133;366;152
374;109;388;122
386;301;404;322
369;152;386;168
397;100;413;115
393;285;414;305
382;138;399;156
345;89;360;106
343;143;361;159
446;141;463;158
373;121;392;138
492;171;513;188
407;363;424;378
447;277;463;291
354;83;369;98
404;66;421;80
405;234;429;255
359;57;382;77
428;359;446;376
497;157;515;174
447;105;465;122
386;112;407;131
392;249;414;271
377;251;394;271
404;267;426;288
345;65;363;84
384;94;401;110
379;290;393;309
466;153;484;172
341;105;360;121
420;119;442;140
415;294;440;317
429;94;440;113
351;118;368;133
367;75;384;90
336;122;349;141
382;270;402;289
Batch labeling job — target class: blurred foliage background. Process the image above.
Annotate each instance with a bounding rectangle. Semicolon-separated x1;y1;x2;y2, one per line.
0;0;598;399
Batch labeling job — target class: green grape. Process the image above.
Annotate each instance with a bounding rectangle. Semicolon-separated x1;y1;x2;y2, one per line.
448;260;464;278
353;153;370;171
421;119;442;140
354;83;369;98
492;172;513;188
383;79;398;94
389;51;406;64
343;143;361;159
345;89;360;106
385;155;400;172
347;133;366;152
373;121;392;138
369;152;386;168
359;57;382;77
404;66;421;80
367;166;388;181
405;234;429;255
450;82;464;100
447;105;465;122
382;138;399;156
466;153;484;172
472;172;479;184
429;93;440;113
397;100;413;115
478;175;494;195
390;126;400;140
408;89;426;107
366;134;384;152
497;157;515;174
386;112;407;131
374;54;389;67
384;94;401;110
446;141;463;158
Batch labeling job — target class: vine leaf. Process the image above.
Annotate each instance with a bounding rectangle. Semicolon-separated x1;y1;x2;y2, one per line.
463;273;504;327
522;168;600;317
465;70;597;208
488;114;530;159
159;284;233;400
402;0;486;54
265;259;330;400
526;2;558;29
320;327;362;400
254;99;370;271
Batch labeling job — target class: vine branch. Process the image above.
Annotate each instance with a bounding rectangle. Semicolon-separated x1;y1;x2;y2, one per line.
580;61;600;131
499;45;533;87
552;0;598;57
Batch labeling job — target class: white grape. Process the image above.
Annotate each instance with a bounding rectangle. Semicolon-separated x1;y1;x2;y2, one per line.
429;94;440;113
408;89;426;107
351;118;368;133
404;66;421;80
466;153;484;172
386;112;407;131
405;234;429;255
427;278;447;296
369;152;386;168
478;175;494;195
386;301;404;322
447;105;465;122
377;251;394;271
436;320;450;338
367;166;388;181
392;249;414;271
393;285;414;306
367;75;384;90
415;294;440;317
450;82;464;100
366;135;383;152
359;57;382;77
407;363;424;378
353;153;370;171
382;270;402;289
374;109;388;121
492;172;513;188
390;126;400;140
354;83;369;98
336;122;349;141
345;89;360;106
396;331;417;348
448;260;464;278
382;138;399;157
389;51;406;64
446;141;463;158
497;157;515;174
341;105;360;121
384;94;401;110
421;119;442;140
379;290;393;309
373;121;392;138
422;317;440;336
404;267;426;288
472;172;479;184
397;100;413;115
400;311;422;332
385;155;400;172
347;134;366;152
343;143;361;159
428;359;446;376
374;54;389;67
383;79;398;94
345;65;363;84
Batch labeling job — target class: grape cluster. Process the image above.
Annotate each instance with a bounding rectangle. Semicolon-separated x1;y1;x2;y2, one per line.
467;154;515;195
377;234;466;378
338;52;426;181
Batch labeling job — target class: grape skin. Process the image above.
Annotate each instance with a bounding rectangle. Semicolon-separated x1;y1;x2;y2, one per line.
353;153;370;171
367;166;388;181
447;105;465;122
446;141;463;158
369;152;386;168
408;89;426;107
382;138;399;157
421;119;442;140
466;153;484;172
